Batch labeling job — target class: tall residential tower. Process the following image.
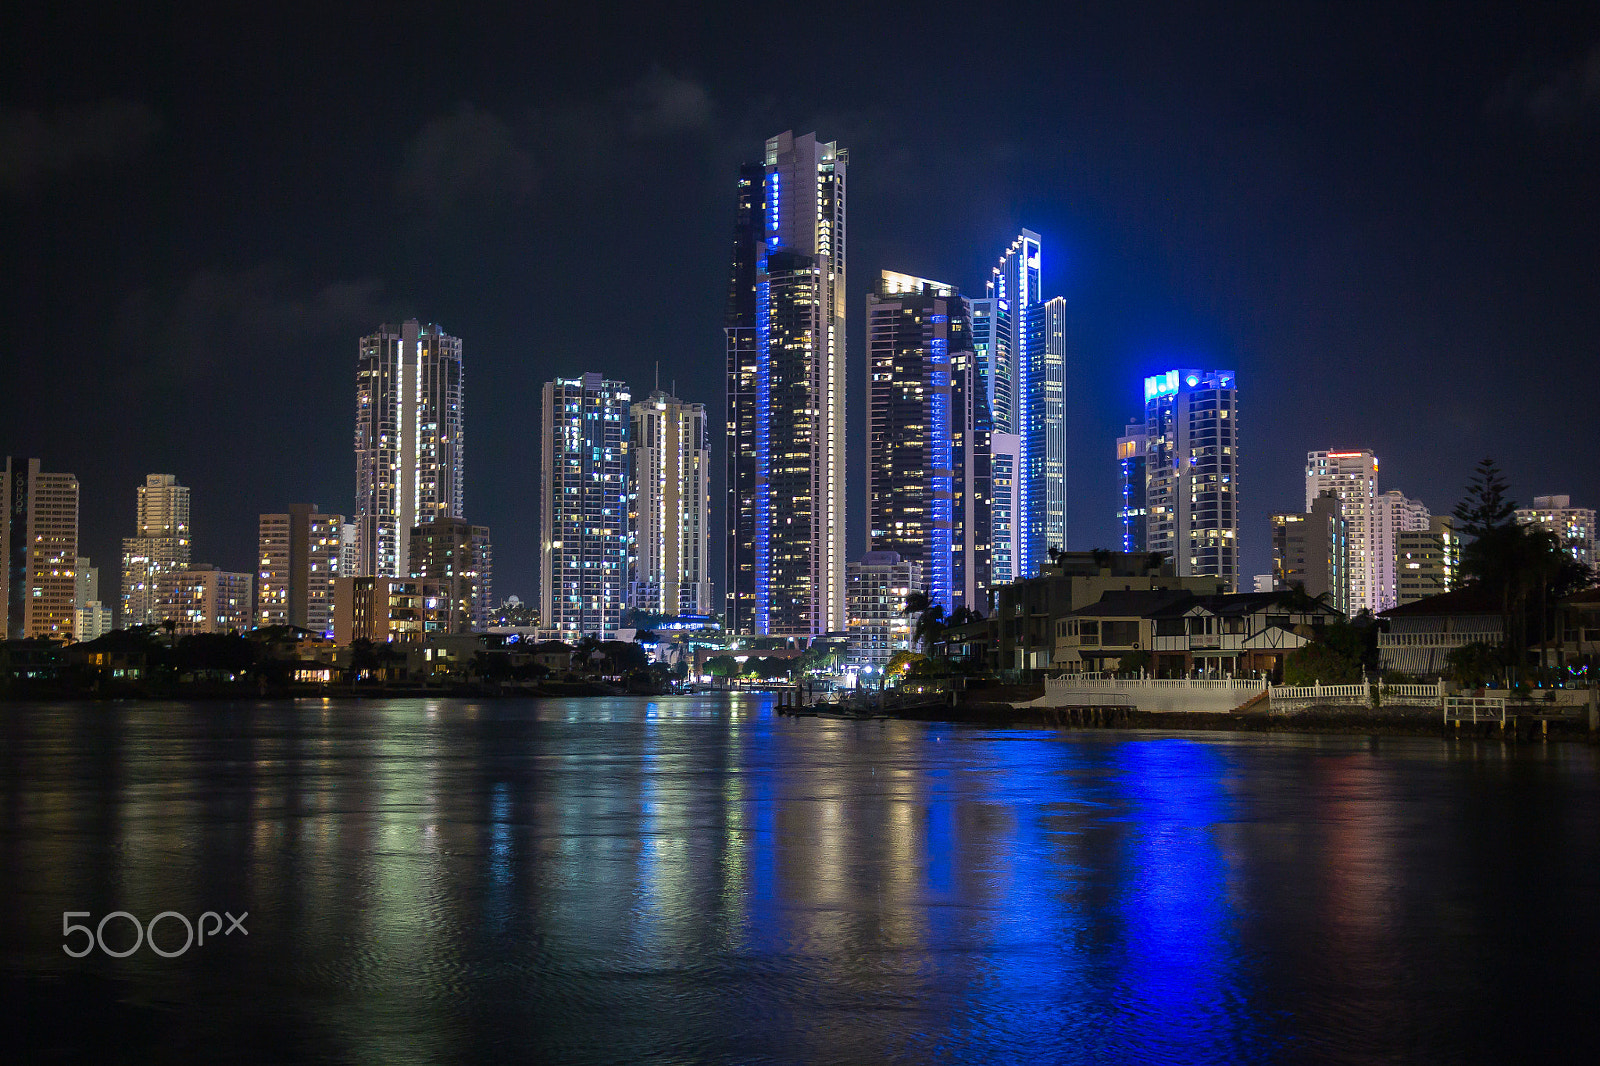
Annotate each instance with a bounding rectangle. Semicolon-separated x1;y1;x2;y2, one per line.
1143;369;1238;589
631;390;711;617
355;320;463;579
2;458;80;640
725;131;847;637
119;474;191;627
541;374;632;638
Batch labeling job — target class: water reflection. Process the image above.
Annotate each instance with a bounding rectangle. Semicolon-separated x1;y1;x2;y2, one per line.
2;700;1599;1064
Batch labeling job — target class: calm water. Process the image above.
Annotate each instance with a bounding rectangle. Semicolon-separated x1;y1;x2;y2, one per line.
2;696;1598;1064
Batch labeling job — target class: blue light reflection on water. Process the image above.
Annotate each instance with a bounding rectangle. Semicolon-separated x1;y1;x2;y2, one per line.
2;697;1599;1064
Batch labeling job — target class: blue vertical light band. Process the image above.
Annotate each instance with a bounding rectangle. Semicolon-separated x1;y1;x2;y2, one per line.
929;334;953;613
754;239;772;634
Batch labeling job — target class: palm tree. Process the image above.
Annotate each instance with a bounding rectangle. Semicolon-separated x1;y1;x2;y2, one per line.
901;591;946;655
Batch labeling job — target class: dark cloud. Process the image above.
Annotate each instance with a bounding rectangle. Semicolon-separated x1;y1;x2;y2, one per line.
622;70;714;137
397;104;538;213
1490;42;1600;126
115;265;388;381
0;99;160;191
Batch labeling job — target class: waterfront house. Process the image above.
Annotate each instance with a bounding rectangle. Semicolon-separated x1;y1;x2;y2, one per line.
1377;586;1504;677
1146;591;1344;680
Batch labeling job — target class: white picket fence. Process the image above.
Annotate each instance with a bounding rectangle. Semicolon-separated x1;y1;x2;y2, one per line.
1268;681;1445;710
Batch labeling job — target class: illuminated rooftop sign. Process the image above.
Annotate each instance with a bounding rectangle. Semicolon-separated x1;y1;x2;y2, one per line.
1144;370;1180;402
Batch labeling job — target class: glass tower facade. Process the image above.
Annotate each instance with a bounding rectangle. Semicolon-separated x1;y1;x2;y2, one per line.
1143;369;1238;590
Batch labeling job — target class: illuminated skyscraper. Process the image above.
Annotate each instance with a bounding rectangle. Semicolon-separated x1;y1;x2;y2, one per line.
541;374;632;638
1374;489;1429;613
1024;295;1067;566
409;518;493;633
1143;369;1238;589
1306;450;1379;614
723;162;765;635
119;473;191;627
258;505;346;635
631;391;711;617
726;130;847;637
866;272;961;613
978;230;1041;582
1117;420;1148;553
355;319;463;579
2;457;80;640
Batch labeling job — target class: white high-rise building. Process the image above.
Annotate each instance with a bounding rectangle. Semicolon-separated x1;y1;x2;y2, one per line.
120;474;191;627
1306;450;1379;615
1516;495;1596;577
1374;490;1430;613
74;556;112;641
355;320;463;579
541;374;633;638
630;391;711;617
1143;370;1238;589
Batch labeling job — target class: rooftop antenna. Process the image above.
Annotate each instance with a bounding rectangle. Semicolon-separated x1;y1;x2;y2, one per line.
654;361;659;393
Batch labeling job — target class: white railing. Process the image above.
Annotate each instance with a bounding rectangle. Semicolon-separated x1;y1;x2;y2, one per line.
1269;681;1445;709
1444;696;1506;725
1386;683;1446;700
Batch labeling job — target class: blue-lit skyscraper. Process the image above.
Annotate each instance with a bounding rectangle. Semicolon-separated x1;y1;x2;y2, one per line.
1117;419;1148;553
983;230;1041;583
1024;296;1067;566
867;272;986;615
726;131;847;637
1143;369;1238;589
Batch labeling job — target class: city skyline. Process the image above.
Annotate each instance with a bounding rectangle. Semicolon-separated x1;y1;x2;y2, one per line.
5;6;1599;603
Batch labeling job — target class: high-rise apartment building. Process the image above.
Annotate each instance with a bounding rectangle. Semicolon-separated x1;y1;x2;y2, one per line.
845;551;922;670
631;391;711;617
1305;450;1378;615
948;328;992;615
355;319;463;579
1374;490;1429;613
2;458;80;640
1143;370;1238;589
1272;493;1349;614
723;161;765;635
980;230;1042;582
120;474;191;627
541;374;633;639
154;566;254;636
866;272;967;614
409;519;493;633
1117;421;1148;553
1396;515;1458;606
1024;296;1067;568
722;130;847;637
258;505;346;635
1516;496;1596;576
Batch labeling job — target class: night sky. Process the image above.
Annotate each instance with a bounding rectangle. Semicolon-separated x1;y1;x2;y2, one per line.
5;3;1598;603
